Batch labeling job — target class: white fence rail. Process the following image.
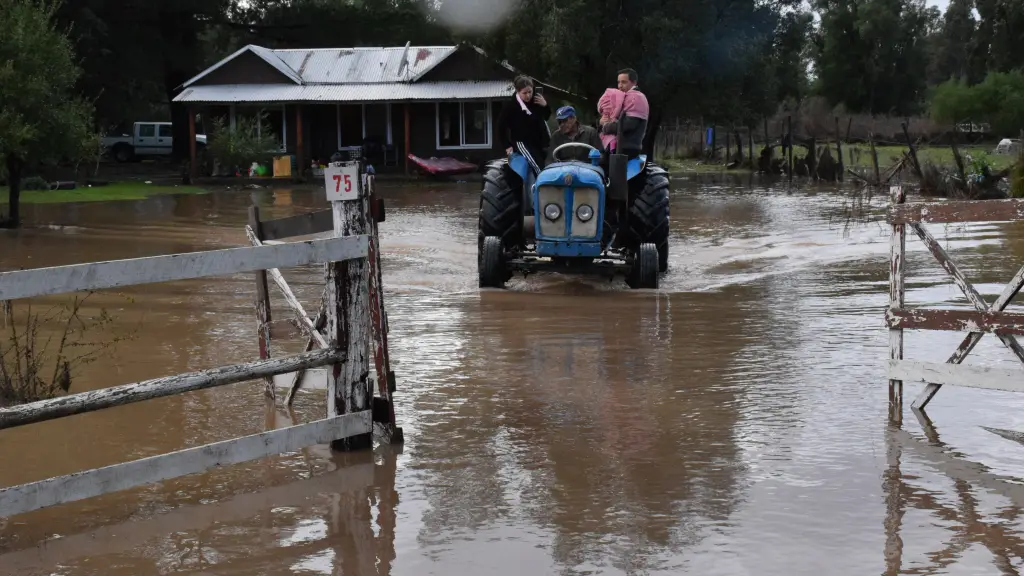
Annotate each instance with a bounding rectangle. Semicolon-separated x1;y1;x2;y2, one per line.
0;411;372;517
0;235;367;301
0;349;342;430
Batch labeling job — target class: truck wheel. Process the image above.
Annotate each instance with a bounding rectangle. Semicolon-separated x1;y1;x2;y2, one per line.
478;160;523;255
479;236;507;288
628;163;670;272
627;243;659;289
113;145;133;163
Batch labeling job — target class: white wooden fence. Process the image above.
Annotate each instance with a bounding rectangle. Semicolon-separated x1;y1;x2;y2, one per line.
886;186;1024;410
0;161;394;518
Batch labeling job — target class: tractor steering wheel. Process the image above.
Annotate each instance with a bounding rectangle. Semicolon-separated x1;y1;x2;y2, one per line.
551;142;599;163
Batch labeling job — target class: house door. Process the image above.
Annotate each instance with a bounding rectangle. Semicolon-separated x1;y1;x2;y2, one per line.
337;105;363;148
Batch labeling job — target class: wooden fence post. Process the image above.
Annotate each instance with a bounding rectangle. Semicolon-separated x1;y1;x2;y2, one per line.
889;185;906;409
787;115;793;183
248;205;274;398
835;117;844;182
325;160;373;451
365;171;402;443
747;126;754;167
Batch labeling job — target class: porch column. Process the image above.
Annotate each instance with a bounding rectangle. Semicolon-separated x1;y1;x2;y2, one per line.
188;107;197;183
296;104;305;180
404;103;411;175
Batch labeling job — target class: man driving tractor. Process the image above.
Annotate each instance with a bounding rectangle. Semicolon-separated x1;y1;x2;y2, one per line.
546;106;603;164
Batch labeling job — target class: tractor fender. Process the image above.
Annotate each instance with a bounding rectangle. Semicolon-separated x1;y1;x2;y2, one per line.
508;153;531;182
626;155;648;181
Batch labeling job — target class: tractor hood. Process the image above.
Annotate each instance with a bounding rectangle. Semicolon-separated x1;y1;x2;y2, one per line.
536;162;605;189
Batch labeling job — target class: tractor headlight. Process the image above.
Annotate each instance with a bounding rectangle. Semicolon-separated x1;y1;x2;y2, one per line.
576;204;594;222
543;203;562;221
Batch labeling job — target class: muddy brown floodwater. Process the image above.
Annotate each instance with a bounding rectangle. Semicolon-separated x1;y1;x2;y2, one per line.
3;178;1024;575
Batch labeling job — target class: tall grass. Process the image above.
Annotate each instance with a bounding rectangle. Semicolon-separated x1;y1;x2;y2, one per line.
0;294;134;407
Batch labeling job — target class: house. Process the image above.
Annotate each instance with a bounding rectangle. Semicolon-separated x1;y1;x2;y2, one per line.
173;43;575;178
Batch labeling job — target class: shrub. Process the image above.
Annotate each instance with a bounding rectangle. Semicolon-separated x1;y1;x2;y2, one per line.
20;176;49;191
1012;156;1024;198
206;114;280;175
0;294;134;407
930;71;1024;136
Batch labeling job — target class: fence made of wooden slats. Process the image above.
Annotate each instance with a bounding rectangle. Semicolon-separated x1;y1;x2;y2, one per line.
886;187;1024;410
0;161;400;518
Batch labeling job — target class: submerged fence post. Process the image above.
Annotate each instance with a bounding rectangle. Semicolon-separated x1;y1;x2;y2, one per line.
248;205;275;398
325;160;373;451
889;185;906;410
787;115;794;184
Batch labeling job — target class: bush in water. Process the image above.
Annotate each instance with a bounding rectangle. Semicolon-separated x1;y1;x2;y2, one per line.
206;115;280;176
0;295;135;407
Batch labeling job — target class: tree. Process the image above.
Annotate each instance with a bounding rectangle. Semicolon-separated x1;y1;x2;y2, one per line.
0;0;94;228
989;0;1024;75
931;70;1024;135
813;0;933;116
929;0;976;84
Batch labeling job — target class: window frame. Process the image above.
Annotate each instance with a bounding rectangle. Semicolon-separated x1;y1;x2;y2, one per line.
435;100;493;150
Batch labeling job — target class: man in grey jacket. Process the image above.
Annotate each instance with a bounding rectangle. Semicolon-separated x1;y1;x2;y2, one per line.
547;106;604;164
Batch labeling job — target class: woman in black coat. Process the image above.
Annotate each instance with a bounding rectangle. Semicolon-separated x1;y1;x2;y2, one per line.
496;75;552;174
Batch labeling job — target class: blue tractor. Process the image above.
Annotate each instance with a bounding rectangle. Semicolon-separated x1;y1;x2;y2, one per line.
478;142;670;289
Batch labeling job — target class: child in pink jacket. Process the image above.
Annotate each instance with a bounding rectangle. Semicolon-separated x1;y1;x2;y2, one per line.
597;88;624;153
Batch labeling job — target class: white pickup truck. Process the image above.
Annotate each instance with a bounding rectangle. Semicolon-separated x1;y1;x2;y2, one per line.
101;121;207;163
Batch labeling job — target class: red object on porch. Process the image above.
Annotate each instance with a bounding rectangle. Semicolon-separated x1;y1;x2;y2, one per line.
407;154;478;176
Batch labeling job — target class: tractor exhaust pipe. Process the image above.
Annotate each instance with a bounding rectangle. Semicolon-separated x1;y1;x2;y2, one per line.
608;153;628;201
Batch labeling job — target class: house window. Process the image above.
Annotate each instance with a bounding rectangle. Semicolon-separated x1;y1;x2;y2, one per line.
436;101;492;149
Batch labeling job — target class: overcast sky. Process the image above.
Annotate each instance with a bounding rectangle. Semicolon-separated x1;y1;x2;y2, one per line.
927;0;948;9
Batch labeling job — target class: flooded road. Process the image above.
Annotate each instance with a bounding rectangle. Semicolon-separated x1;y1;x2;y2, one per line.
3;177;1024;575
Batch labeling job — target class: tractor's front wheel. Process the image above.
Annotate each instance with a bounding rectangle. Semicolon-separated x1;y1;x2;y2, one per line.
627;243;659;289
628;163;670;272
479;236;507;288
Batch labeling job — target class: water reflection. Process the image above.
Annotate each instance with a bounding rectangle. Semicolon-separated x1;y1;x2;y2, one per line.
885;411;1024;575
0;449;399;575
397;283;757;572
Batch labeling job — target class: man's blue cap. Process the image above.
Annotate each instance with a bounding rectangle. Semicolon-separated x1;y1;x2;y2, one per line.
556;106;576;120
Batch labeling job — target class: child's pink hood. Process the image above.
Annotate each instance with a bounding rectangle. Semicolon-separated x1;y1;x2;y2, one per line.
598;88;625;117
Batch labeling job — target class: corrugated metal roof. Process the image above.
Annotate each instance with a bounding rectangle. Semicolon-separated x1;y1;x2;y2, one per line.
250;46;305;83
183;45;302;88
273;46;457;84
173;81;515;104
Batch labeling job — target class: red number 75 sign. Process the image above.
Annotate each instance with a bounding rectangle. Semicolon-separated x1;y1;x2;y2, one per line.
324;163;361;201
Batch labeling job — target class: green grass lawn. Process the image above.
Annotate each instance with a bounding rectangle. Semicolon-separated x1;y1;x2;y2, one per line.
662;143;1019;175
0;182;210;205
845;144;1017;172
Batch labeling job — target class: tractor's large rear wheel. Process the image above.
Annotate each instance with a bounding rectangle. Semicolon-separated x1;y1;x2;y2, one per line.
478;160;524;256
627;163;670;272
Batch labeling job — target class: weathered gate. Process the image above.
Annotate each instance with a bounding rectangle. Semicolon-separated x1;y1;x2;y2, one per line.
0;161;397;518
886;185;1024;410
